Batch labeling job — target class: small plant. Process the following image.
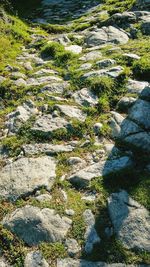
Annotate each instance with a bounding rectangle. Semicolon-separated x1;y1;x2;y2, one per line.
98;94;110;113
39;242;67;265
132;56;150;81
87;76;115;97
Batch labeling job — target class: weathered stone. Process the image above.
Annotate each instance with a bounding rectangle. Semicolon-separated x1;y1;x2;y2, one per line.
83;209;101;253
79;63;92;70
65;45;82;54
41;81;69;94
122;53;141;60
0;258;11;267
6;100;38;134
32;114;69;134
55;104;86;121
126;79;149;94
80;51;102;61
82;66;123;79
14;78;27;87
57;258;142;267
69;156;133;188
35;194;52;202
24;62;33;71
109;112;124;138
117;96;136;112
128;99;150;130
96;58;116;68
67;157;85;166
85;26;129;47
65;238;81;257
108;190;150;251
23;143;75;155
0;156;56;200
24;251;49;267
2;205;72;246
73;88;98;106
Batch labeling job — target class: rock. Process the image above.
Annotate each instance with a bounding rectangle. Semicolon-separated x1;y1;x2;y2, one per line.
57;258;146;267
126;79;149;94
73;88;98;106
141;20;150;35
34;68;58;76
108;12;136;26
55;104;86;121
122;131;150;153
85;26;129;47
96;58;116;68
109;112;124;138
83;209;101;253
79;63;92;70
6;100;38;134
82;66;123;79
0;156;56;200
122;53;141;60
32;114;69;135
117;96;136;112
54;34;70;46
65;45;82;54
137;0;150;9
128;99;150;130
24;62;33;71
65;238;81;257
0;258;11;267
23;143;75;155
24;251;49;267
67;157;85;166
81;193;96;202
60;189;68;202
26;76;62;86
140;85;150;101
108;190;150;251
35;194;52;202
11;72;26;79
41;81;69;94
14;78;27;87
2;205;72;246
69;156;133;188
93;123;103;134
65;209;75;216
80;51;102;61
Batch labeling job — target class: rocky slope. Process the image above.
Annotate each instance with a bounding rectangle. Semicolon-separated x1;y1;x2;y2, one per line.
0;0;150;266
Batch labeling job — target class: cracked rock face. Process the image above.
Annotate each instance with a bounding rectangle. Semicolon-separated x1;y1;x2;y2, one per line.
2;205;72;246
108;190;150;251
55;104;86;121
85;26;129;47
0;156;56;200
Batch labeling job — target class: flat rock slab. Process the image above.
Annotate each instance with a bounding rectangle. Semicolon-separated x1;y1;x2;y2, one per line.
23;143;75;155
108;190;150;251
32;114;69;134
55;104;86;121
85;26;129;47
126;79;149;94
0;156;56;200
69;156;133;188
57;259;144;267
2;205;72;246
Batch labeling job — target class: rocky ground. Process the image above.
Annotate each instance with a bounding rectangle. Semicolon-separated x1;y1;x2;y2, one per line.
0;0;150;266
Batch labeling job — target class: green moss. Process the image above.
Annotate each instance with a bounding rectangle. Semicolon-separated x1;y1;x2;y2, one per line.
132;56;150;82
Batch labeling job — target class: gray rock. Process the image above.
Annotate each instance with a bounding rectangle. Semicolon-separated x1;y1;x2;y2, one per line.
24;62;33;71
23;143;74;155
108;190;150;251
34;68;58;76
65;45;82;54
55;104;86;121
57;258;141;267
122;53;141;60
80;51;102;61
128;99;150;130
85;26;129;47
79;63;92;70
24;251;49;267
65;238;81;257
14;78;27;87
67;157;85;166
2;205;72;246
96;59;116;68
32;114;69;134
35;194;52;202
123;131;150;153
69;156;133;188
0;156;56;200
141;20;150;35
109;112;124;138
82;66;123;79
41;81;69;94
83;209;101;253
6;100;38;134
65;209;75;216
73;88;98;107
117;96;136;112
140;86;150;101
93;123;103;134
126;79;149;94
0;258;11;267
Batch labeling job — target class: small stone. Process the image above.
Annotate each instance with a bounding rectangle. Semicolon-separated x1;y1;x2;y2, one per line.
65;45;82;54
35;194;52;202
65;209;75;216
93;123;103;134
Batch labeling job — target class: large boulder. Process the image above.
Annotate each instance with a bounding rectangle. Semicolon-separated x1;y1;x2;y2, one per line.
0;156;56;200
85;26;129;47
108;190;150;251
2;205;72;246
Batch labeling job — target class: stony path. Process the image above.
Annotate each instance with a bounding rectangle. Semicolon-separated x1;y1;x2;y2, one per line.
0;0;150;266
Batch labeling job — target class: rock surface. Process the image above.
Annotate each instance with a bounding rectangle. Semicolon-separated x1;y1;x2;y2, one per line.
2;205;72;246
108;190;150;251
0;156;56;200
24;251;49;267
